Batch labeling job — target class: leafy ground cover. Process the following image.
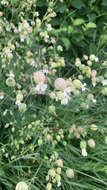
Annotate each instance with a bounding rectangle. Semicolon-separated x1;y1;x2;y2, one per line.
0;0;107;190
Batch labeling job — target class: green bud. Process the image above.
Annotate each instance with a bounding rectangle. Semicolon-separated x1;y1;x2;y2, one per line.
73;79;82;89
38;139;43;145
55;174;61;182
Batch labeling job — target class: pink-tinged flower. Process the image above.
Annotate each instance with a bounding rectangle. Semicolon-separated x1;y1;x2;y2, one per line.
49;92;56;99
88;139;95;148
0;92;4;99
56;159;63;167
46;183;52;190
35;83;47;94
33;71;46;84
54;78;67;91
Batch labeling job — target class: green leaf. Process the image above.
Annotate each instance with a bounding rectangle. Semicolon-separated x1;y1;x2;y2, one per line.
68;26;74;34
71;0;85;9
36;0;48;7
99;34;107;47
86;22;97;29
61;38;71;50
73;18;85;26
56;2;67;13
11;0;18;4
102;0;107;6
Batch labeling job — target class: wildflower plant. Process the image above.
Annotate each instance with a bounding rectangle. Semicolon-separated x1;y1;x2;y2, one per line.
0;1;107;190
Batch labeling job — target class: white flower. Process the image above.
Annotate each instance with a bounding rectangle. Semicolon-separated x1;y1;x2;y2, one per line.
81;148;87;157
102;80;107;86
35;12;39;16
6;26;11;32
15;101;21;105
43;69;48;74
35;84;47;94
82;83;86;91
23;22;29;29
95;57;99;62
64;87;72;94
8;73;15;78
61;98;69;105
92;99;96;103
0;95;4;99
57;182;61;187
92;83;96;87
30;59;36;67
1;1;6;5
20;38;24;42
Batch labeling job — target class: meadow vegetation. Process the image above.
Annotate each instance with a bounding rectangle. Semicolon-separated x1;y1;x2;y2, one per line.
0;0;107;189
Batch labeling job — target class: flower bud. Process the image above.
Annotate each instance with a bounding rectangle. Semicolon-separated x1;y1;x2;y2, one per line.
83;55;88;60
6;77;15;87
66;168;74;178
49;105;56;113
38;139;43;145
33;71;46;84
101;87;107;96
87;60;92;66
91;70;97;77
56;135;61;141
56;159;63;167
30;87;36;95
45;134;52;142
89;54;96;61
81;148;88;157
105;136;107;144
49;92;56;99
18;103;26;112
91;124;98;131
49;169;56;177
57;91;65;100
80;140;86;149
15;182;28;190
16;93;23;102
46;175;49;181
78;75;83;80
87;93;94;100
57;167;61;174
73;80;82;89
46;183;52;190
88;139;95;148
55;174;61;182
54;78;67;91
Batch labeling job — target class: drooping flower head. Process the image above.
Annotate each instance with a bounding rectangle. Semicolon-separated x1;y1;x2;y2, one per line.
54;78;67;91
33;71;46;84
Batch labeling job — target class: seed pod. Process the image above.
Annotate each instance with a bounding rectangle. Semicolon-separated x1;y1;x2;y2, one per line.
66;168;74;178
6;77;15;87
